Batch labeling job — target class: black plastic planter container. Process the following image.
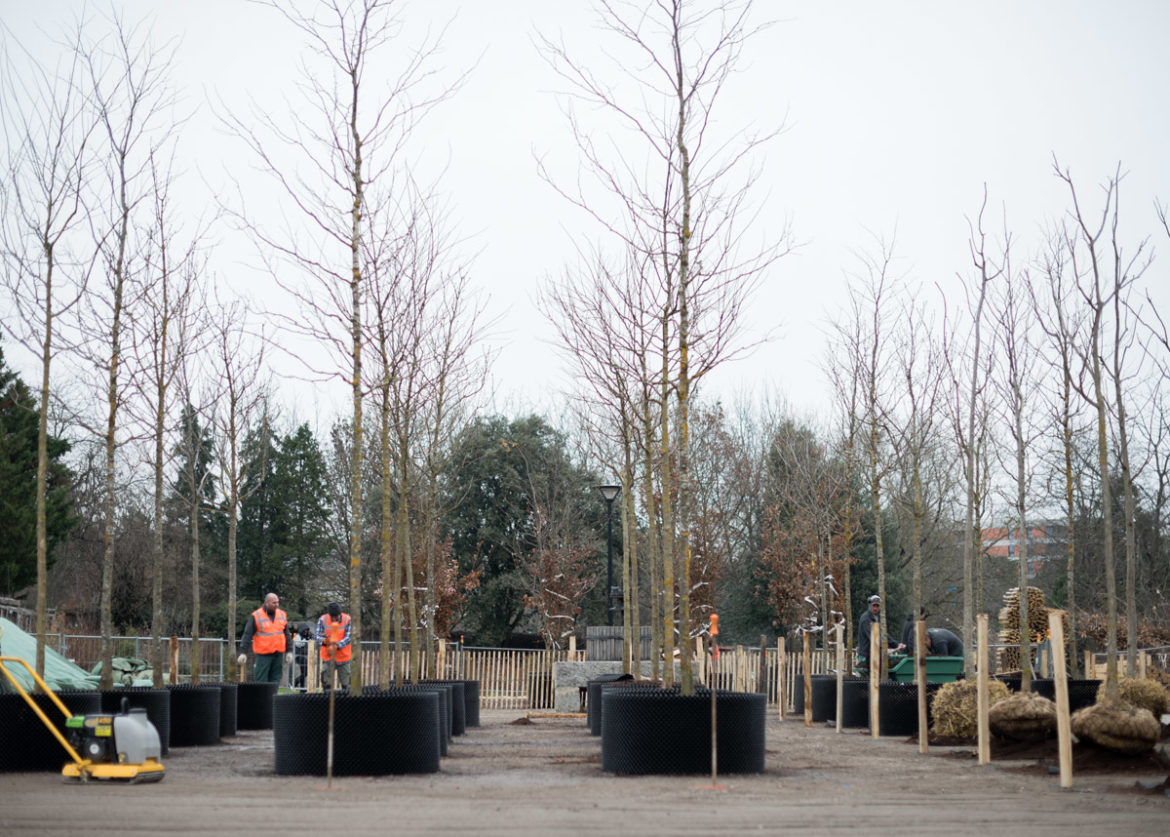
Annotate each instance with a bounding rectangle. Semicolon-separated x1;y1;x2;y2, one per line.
809;674;839;722
839;678;869;729
100;687;171;755
365;684;450;756
274;692;440;775
600;690;766;775
419;680;466;735
167;684;222;746
0;690;101;772
208;682;238;737
459;680;481;727
877;681;941;737
237;681;279;730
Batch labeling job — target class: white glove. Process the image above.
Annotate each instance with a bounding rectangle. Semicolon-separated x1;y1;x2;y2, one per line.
237;654;247;666
285;652;293;664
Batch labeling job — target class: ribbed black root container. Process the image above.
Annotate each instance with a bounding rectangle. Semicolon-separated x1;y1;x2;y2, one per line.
364;684;450;756
807;674;839;722
99;688;171;755
839;678;869;728
877;681;942;736
167;684;222;746
460;680;481;727
418;680;466;735
208;682;238;737
586;675;637;736
237;681;279;730
0;690;101;771
601;690;766;775
274;692;441;775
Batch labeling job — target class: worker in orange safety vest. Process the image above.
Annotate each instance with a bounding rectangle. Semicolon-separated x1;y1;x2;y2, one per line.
238;592;293;683
315;601;352;690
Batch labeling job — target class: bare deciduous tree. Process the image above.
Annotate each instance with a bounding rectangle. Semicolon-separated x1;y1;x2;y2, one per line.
0;21;95;676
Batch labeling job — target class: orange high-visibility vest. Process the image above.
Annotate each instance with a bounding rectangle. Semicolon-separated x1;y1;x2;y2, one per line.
320;613;352;663
251;607;289;655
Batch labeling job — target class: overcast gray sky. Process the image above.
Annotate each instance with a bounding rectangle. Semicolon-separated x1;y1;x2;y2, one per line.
5;1;1169;426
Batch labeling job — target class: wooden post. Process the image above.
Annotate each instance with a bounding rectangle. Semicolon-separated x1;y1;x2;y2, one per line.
835;623;845;734
1138;650;1147;679
777;639;786;720
758;635;767;696
977;614;990;765
569;634;576;656
1040;647;1050;678
915;619;928;754
802;632;812;727
169;636;179;685
1083;650;1093;680
1048;609;1073;789
869;623;880;738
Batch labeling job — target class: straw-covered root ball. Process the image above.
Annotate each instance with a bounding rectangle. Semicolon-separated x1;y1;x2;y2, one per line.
988;691;1056;741
1071;700;1161;755
930;678;1010;740
1095;677;1170;717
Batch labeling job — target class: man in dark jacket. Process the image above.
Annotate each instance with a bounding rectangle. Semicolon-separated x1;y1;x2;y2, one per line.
925;627;964;657
856;595;882;668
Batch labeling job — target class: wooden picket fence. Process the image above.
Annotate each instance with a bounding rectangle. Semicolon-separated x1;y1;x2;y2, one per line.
337;640;839;712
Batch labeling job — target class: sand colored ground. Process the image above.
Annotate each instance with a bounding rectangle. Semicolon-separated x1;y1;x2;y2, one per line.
1;709;1167;836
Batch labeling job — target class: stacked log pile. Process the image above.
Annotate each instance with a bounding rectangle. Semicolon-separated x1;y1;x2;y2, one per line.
997;586;1048;673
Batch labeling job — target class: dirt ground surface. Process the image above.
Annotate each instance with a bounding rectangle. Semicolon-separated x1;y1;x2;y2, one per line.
2;709;1168;836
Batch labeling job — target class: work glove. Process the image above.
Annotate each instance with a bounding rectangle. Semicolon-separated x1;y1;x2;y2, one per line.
285;652;293;664
237;653;247;666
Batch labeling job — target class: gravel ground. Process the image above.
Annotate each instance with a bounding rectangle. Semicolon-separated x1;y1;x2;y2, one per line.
1;708;1167;836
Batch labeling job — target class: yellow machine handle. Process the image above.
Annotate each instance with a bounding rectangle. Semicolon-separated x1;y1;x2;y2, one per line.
0;656;89;768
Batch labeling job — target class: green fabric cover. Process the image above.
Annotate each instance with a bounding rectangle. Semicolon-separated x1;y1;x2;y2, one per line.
0;618;101;692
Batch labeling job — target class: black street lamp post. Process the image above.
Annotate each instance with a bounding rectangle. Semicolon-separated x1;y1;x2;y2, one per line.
596;484;622;627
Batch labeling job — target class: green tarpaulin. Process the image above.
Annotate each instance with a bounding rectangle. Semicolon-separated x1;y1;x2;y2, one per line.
0;618;100;692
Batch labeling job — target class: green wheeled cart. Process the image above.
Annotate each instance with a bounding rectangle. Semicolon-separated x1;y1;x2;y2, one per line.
886;655;964;683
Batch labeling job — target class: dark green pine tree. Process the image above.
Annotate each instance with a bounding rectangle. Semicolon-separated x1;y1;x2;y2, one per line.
0;344;76;595
236;417;280;602
441;414;606;646
269;422;331;617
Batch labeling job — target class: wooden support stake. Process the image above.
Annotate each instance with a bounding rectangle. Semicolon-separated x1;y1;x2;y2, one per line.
1048;609;1073;789
1041;648;1050;679
977;614;990;765
869;623;880;738
1138;650;1147;679
802;632;812;728
169;636;179;685
835;623;845;734
915;619;928;754
1084;650;1093;680
777;639;786;720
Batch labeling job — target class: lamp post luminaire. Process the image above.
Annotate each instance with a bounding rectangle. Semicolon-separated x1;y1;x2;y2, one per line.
596;484;621;627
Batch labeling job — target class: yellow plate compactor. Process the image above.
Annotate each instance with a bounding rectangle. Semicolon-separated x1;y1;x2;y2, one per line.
0;655;165;783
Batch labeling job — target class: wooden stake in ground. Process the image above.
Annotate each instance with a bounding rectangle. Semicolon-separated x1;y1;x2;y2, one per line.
777;639;786;720
326;659;337;789
710;615;719;787
869;622;880;738
170;636;179;685
1048;609;1073;789
803;632;812;728
915;619;928;754
977;614;990;765
835;623;845;734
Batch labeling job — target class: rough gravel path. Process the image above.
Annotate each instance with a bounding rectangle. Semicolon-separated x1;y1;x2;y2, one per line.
1;709;1166;835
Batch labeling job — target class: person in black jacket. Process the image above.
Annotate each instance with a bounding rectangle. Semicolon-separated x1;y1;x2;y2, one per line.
856;595;882;668
924;627;964;657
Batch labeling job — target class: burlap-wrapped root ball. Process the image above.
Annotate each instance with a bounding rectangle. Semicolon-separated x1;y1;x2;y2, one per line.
1095;677;1170;718
931;679;1010;740
1071;700;1161;755
988;691;1056;741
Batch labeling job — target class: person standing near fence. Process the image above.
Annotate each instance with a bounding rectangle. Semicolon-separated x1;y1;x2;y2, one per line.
237;593;293;683
316;601;352;690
